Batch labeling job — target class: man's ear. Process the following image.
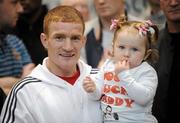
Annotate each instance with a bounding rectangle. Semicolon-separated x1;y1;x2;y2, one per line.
144;49;152;60
40;33;48;49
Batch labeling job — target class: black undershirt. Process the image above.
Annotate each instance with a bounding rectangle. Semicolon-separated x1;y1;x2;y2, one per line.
167;32;180;117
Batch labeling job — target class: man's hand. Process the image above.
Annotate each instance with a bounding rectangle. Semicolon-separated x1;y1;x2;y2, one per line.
0;77;21;95
0;63;35;95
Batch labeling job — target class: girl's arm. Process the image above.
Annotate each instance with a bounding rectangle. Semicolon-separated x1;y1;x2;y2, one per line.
118;65;158;106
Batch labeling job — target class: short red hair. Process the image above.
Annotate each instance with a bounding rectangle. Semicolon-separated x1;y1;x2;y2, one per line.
43;5;85;35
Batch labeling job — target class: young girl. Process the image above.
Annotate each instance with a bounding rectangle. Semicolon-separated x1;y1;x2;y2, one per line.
83;18;159;123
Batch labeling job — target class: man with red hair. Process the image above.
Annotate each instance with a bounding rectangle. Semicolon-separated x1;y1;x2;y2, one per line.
0;5;102;123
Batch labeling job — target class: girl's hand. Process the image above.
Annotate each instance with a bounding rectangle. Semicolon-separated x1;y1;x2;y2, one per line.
114;59;130;75
83;76;96;93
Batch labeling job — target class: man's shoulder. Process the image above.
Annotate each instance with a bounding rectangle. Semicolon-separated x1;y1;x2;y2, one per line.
157;26;171;47
5;34;27;51
15;76;42;88
5;34;22;44
10;76;42;95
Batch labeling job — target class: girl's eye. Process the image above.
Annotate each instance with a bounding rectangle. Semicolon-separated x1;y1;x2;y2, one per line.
118;46;125;49
132;48;138;51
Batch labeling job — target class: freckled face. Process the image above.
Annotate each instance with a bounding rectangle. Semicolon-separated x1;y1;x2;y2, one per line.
41;22;86;76
113;30;147;69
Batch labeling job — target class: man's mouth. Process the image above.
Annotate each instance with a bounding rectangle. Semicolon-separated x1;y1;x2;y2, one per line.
60;53;75;57
168;8;180;13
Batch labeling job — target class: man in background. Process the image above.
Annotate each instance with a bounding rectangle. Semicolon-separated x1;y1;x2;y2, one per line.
85;0;129;68
62;0;90;22
0;0;35;112
152;0;180;123
15;0;48;65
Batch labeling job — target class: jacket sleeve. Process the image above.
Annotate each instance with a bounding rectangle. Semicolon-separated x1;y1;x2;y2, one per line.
87;68;105;100
0;82;36;123
118;65;158;106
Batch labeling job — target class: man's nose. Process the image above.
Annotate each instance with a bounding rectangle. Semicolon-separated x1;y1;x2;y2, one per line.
16;2;24;13
63;38;73;51
169;0;179;6
97;0;105;4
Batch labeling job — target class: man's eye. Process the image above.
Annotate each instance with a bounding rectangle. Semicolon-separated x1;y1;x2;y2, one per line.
55;36;65;41
71;36;81;42
11;0;19;4
118;46;124;49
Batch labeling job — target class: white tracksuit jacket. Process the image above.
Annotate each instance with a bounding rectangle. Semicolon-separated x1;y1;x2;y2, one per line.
0;58;103;123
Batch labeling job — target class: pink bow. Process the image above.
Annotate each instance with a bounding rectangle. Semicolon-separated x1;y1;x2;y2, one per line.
110;19;118;30
145;20;153;26
136;20;154;36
